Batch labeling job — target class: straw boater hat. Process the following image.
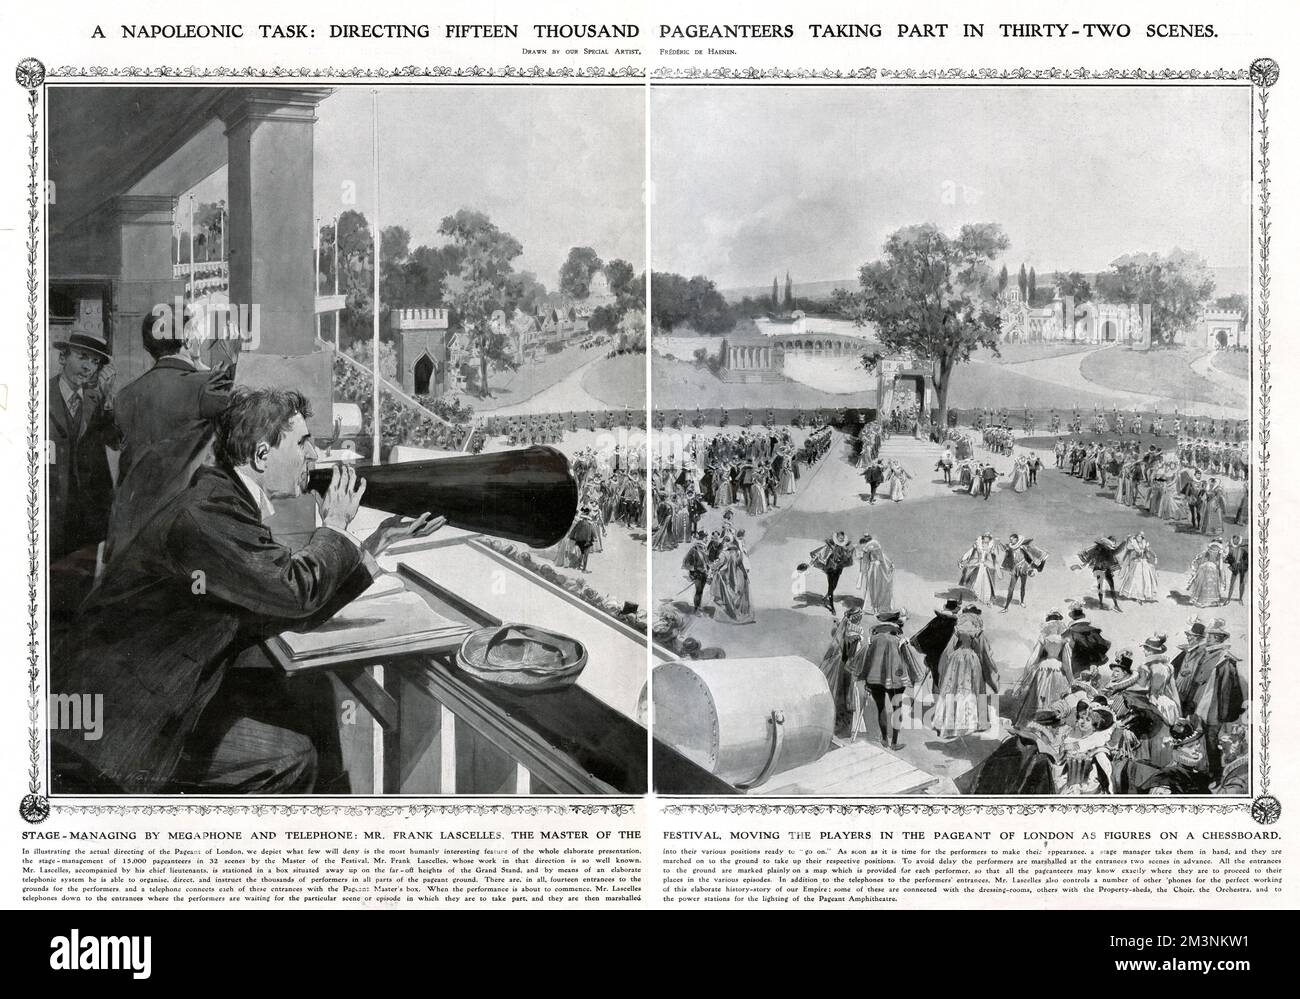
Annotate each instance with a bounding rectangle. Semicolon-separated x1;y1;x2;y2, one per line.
55;331;112;363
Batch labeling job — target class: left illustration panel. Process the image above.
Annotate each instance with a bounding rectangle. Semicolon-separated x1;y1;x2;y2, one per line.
43;84;648;797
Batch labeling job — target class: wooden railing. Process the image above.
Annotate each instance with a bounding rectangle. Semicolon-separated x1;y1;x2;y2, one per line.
363;562;645;796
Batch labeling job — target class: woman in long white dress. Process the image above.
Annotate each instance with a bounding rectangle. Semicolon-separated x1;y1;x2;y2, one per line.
1187;539;1227;607
887;461;912;502
877;462;897;501
746;466;768;516
1155;465;1188;522
779;447;797;495
1116;460;1137;507
1117;532;1160;602
958;535;998;604
856;534;895;614
1010;454;1030;493
931;613;999;738
1012;616;1074;728
714;464;733;506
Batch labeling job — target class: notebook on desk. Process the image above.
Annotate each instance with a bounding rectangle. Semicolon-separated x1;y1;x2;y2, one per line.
269;573;472;669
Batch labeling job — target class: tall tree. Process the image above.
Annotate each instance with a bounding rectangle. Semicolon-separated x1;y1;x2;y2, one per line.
1095;249;1216;345
771;276;780;310
509;270;548;317
194;201;225;262
334;209;376;345
783;272;794;310
1027;266;1038;306
559;246;604;300
400;243;460;311
1017;263;1028;301
439;209;524;397
604;259;638;310
832;222;1009;433
997;264;1009;294
1055;271;1092;305
651;272;733;334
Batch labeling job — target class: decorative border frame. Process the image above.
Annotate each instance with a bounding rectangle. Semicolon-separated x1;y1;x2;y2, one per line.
662;802;1250;817
650;66;1252;80
13;58;1280;825
43;803;634;818
46;64;644;79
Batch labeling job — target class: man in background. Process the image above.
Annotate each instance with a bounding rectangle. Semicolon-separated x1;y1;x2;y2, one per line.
48;331;120;562
106;307;240;563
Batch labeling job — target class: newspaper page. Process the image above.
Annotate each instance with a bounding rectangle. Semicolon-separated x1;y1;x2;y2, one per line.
0;0;1297;926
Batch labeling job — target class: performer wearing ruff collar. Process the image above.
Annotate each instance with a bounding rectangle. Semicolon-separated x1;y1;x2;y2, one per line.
1000;533;1048;610
1075;535;1128;612
811;530;857;614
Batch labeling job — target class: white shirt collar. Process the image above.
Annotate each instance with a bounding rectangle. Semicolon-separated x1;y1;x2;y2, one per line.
234;469;276;520
58;374;82;406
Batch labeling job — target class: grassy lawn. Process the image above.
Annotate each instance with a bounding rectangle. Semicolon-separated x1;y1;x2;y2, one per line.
974;341;1095;365
580;352;647;407
1079;346;1246;408
952;360;1129;411
1212;350;1251;380
452;341;608;412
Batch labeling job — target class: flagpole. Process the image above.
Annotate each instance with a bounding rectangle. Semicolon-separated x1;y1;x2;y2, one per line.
187;194;195;304
371;89;382;465
314;214;321;343
332;214;340;350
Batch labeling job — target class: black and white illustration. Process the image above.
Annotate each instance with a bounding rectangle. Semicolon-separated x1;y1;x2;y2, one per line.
39;81;649;799
648;81;1263;800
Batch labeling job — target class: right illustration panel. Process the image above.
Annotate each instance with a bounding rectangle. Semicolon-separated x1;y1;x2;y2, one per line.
649;82;1254;799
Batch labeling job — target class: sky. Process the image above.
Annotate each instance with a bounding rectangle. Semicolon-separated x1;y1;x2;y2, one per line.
650;85;1252;290
308;86;645;287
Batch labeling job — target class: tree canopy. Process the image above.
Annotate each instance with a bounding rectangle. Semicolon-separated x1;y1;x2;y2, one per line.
651;272;734;335
438;209;525;397
1055;270;1092;305
559;246;604;299
1095;249;1216;345
832;222;1009;429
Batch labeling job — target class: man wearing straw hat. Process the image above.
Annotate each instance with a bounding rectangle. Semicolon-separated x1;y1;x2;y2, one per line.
48;330;121;562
